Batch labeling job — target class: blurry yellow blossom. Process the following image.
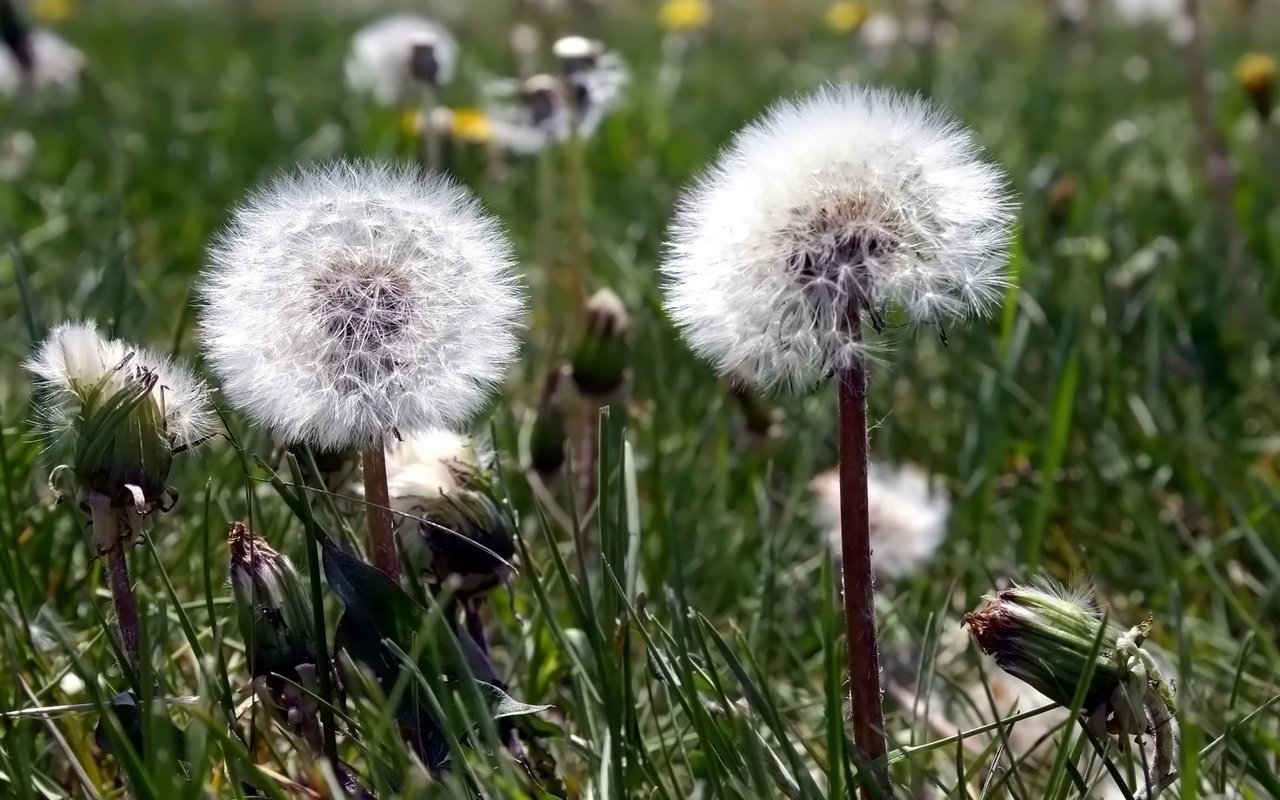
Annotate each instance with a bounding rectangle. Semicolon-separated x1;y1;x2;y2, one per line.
400;107;420;138
659;0;711;32
1234;52;1275;117
449;108;493;144
825;1;871;34
34;0;74;22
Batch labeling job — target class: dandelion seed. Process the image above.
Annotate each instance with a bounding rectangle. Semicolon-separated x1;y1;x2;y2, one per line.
0;26;84;98
661;84;1014;392
200;160;523;580
198;160;525;453
345;15;457;105
810;463;949;580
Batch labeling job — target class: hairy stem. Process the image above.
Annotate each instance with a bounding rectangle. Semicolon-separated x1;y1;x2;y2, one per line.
105;545;142;673
838;340;888;795
361;444;400;583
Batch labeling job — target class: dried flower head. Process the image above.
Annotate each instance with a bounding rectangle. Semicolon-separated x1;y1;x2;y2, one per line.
385;430;516;597
661;84;1015;391
810;462;949;579
345;15;457;105
228;522;314;681
0;28;84;98
25;320;214;511
198;160;526;451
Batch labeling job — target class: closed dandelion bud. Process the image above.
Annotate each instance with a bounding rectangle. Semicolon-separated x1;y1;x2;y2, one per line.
1234;52;1275;117
228;522;315;681
571;289;630;398
530;364;569;477
964;584;1125;712
25;321;213;551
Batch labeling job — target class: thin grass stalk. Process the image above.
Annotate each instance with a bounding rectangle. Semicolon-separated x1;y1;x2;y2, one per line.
419;88;440;172
836;320;887;796
361;444;399;582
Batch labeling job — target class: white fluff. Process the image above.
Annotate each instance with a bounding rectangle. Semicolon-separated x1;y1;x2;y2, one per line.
810;462;949;580
345;14;457;105
25;320;214;451
661;84;1014;391
384;429;483;503
198;160;525;451
0;30;85;98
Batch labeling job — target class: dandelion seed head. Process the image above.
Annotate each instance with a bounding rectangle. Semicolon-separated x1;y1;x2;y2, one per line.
0;29;84;98
198;160;526;451
662;84;1015;391
811;462;949;580
345;15;457;105
385;429;486;504
24;320;215;453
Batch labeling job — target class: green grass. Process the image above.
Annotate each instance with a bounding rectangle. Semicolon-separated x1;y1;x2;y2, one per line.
2;0;1279;797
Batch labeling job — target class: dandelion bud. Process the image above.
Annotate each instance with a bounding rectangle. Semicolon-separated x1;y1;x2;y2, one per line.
1234;52;1275;118
530;364;569;477
571;289;631;398
25;321;213;550
963;584;1126;711
228;522;315;680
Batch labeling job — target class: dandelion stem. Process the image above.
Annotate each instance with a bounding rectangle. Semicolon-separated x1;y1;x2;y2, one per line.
420;88;441;172
361;444;400;582
104;545;142;673
837;332;888;795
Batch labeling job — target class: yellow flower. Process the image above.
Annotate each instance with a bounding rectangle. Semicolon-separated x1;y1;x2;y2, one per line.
659;0;711;33
1234;52;1275;116
825;0;871;34
450;108;492;144
33;0;75;22
400;107;421;138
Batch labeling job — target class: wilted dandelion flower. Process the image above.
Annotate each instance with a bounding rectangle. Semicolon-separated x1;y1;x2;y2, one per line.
198;160;526;453
810;463;949;579
662;84;1014;392
25;320;214;533
0;28;84;98
345;14;457;105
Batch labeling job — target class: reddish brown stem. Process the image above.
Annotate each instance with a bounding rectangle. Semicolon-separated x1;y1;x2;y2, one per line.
105;545;141;672
362;444;400;583
838;342;888;795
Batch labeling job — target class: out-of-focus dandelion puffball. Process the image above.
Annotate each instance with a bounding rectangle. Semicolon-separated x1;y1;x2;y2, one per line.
345;15;457;105
198;160;526;451
661;84;1014;391
0;30;85;97
810;463;949;580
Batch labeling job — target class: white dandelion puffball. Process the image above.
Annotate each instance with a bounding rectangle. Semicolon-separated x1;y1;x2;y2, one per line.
345;14;457;105
25;320;215;453
811;462;949;580
385;429;485;504
0;30;85;98
661;84;1014;391
198;160;525;452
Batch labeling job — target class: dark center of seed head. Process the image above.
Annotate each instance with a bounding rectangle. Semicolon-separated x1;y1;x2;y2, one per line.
785;199;897;324
314;268;412;347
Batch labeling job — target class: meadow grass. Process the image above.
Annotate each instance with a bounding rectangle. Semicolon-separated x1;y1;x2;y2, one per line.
1;0;1278;797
